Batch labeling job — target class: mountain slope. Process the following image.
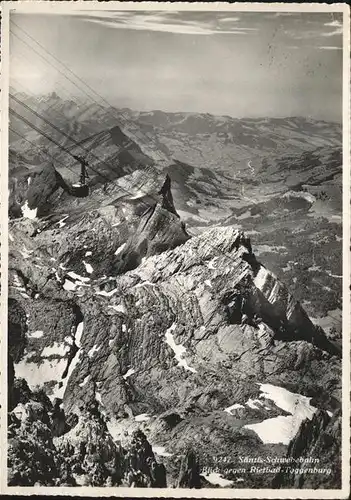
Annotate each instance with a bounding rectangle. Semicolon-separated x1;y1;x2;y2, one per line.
8;94;343;489
8;177;341;488
131;111;341;174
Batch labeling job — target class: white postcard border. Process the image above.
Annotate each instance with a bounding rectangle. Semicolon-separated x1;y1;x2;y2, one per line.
1;2;350;498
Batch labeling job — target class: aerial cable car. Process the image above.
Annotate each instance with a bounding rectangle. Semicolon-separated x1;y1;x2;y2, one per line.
71;155;90;197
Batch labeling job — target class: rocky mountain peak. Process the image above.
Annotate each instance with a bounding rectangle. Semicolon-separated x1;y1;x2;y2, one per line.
158;173;179;217
7;101;342;489
9;162;72;220
111;175;190;275
26;163;70;211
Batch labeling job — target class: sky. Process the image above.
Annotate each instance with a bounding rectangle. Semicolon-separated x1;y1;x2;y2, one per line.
9;9;343;121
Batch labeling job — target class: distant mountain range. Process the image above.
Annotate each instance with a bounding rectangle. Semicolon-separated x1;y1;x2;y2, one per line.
10;91;341;170
9;91;342;216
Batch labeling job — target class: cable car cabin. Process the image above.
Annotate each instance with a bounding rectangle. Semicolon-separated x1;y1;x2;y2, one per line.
71;183;89;198
71;156;90;197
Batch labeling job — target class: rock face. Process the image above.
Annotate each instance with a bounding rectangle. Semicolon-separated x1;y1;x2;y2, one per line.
26;163;70;212
8;298;28;410
9;163;72;219
273;410;341;489
8;380;166;487
8;386;76;486
8;175;342;489
8;298;28;363
112;174;190;275
177;450;201;488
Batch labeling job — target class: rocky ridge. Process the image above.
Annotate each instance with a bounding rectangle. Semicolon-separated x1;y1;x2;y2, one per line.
8;173;342;488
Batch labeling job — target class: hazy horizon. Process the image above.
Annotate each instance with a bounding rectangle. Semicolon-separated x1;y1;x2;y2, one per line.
10;10;343;122
10;87;343;125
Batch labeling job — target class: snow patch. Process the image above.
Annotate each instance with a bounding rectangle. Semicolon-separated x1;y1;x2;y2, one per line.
41;342;70;357
28;330;44;339
283;191;316;204
104;416;145;447
129;189;147;200
254;266;270;291
67;271;90;283
79;375;90;388
88;344;101;358
12;403;30;422
164;323;197;373
85;251;92;257
245;415;301;445
96;288;118;297
21;201;37;220
75;322;84;348
246;398;263;410
152;446;173;457
224;403;245;414
63;279;77;291
72;474;86;486
326;270;342;279
15;357;67;390
19;246;33;259
83;260;94;274
95;391;103;405
134;281;157;289
114;243;126;256
202;472;234;488
108;304;126;313
123;368;135;380
207;258;217;269
52;351;82;401
309;265;322;272
57;215;69;228
135;413;150;422
259;383;317;416
243;383;320;445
